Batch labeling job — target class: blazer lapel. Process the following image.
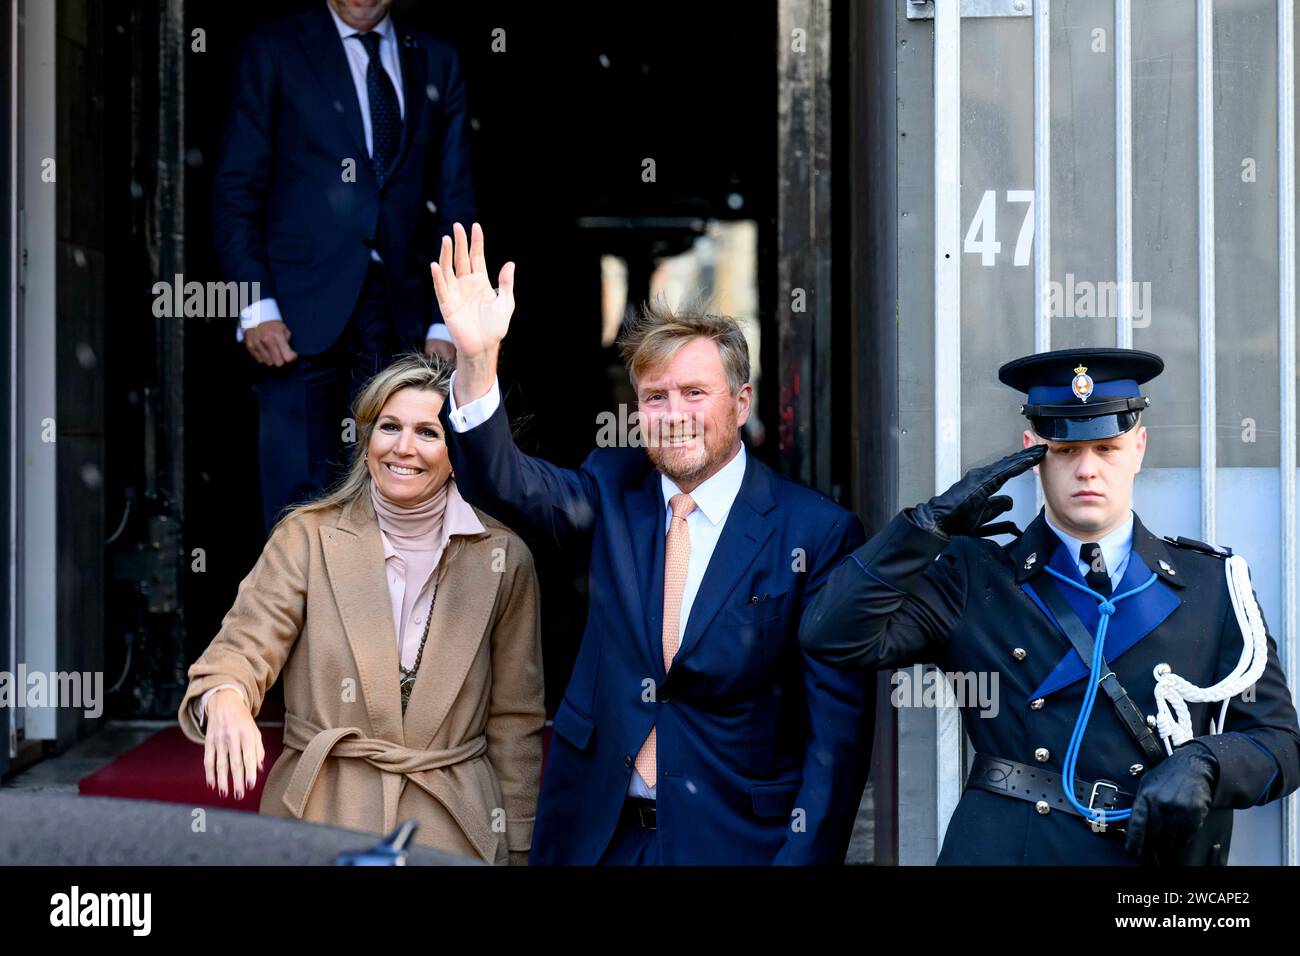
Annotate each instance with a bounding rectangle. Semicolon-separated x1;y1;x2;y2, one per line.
391;24;427;179
403;534;499;749
320;496;404;744
623;469;663;676
672;454;777;668
295;7;370;167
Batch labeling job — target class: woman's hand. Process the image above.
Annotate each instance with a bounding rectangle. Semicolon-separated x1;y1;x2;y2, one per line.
203;687;265;799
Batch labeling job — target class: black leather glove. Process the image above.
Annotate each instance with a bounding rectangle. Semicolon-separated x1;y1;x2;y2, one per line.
907;444;1046;539
1124;740;1219;863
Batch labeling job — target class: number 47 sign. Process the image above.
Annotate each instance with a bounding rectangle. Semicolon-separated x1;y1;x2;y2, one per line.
964;189;1035;267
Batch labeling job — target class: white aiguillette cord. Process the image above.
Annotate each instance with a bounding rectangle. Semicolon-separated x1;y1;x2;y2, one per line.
1152;554;1270;755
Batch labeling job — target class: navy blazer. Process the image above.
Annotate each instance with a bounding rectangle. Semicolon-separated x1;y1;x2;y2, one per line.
212;5;476;355
802;508;1300;865
440;397;876;865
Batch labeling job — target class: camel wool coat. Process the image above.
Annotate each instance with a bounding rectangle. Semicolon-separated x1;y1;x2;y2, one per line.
177;489;545;865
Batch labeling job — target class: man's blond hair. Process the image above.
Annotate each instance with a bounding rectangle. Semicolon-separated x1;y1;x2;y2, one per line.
616;298;751;394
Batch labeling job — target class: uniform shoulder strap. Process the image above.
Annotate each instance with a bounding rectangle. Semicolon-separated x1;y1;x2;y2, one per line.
1163;535;1233;559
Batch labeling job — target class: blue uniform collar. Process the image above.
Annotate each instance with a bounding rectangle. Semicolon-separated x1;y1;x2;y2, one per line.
1011;509;1185;590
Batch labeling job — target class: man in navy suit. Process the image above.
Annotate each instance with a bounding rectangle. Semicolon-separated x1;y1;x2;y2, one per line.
429;223;876;865
213;0;476;532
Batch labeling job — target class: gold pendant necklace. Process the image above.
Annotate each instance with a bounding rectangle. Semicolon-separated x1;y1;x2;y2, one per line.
398;583;436;714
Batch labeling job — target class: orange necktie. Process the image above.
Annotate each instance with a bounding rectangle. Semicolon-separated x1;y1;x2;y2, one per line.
633;492;696;790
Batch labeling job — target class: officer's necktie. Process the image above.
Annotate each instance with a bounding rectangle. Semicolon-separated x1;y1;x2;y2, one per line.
634;493;696;791
1080;541;1112;597
355;32;402;186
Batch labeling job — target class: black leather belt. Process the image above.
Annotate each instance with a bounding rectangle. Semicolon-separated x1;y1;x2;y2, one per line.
966;754;1134;834
619;797;657;831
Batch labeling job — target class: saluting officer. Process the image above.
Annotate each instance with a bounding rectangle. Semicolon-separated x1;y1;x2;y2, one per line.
801;348;1300;864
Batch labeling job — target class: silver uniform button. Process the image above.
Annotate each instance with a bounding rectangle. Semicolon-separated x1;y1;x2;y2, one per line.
1146;714;1157;729
1030;698;1045;710
1034;747;1050;762
1035;800;1051;815
1129;764;1144;776
1012;648;1028;661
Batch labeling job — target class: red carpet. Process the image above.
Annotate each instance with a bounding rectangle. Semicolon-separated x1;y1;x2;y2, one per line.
80;722;554;810
79;725;285;812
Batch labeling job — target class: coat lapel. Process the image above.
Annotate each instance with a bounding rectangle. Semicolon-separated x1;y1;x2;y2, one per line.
672;454;777;668
320;495;404;745
391;24;427;179
402;533;499;749
625;469;663;676
296;6;369;167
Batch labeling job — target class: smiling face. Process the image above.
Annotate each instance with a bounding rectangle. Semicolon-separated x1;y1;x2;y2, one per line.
636;337;751;493
366;387;453;505
1023;424;1147;540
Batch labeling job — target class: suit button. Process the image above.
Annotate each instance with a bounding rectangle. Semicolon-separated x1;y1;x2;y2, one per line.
1034;747;1050;763
1030;698;1045;711
1012;648;1028;661
623;755;633;768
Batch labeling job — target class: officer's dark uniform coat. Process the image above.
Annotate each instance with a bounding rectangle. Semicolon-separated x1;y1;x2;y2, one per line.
801;506;1300;865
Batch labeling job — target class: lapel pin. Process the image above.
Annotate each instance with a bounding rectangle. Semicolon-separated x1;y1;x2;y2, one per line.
1023;552;1037;570
1158;559;1175;576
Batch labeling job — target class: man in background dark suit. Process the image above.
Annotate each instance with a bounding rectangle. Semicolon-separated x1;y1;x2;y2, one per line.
213;0;476;532
432;222;876;865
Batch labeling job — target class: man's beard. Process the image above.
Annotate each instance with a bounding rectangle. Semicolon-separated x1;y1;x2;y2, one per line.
645;417;735;485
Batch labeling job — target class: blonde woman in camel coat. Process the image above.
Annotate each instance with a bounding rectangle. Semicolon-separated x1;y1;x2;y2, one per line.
177;353;544;865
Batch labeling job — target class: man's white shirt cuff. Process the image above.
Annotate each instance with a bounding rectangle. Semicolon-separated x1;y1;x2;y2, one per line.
446;372;501;432
236;297;282;344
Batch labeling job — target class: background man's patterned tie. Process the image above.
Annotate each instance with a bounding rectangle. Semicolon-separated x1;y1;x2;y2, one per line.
355;32;402;187
634;492;696;790
1080;541;1112;597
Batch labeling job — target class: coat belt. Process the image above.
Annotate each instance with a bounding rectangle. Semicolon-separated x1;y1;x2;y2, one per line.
280;712;488;834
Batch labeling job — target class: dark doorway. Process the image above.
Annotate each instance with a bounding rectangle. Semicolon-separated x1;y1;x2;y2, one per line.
103;0;779;717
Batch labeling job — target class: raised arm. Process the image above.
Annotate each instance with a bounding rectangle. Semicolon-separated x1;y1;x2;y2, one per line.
799;445;1046;669
433;222;598;545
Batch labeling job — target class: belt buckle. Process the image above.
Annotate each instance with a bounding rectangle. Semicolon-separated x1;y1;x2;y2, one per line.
1087;781;1121;834
638;804;657;830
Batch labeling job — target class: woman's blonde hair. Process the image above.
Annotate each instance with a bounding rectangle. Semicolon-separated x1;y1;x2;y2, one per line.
269;351;455;536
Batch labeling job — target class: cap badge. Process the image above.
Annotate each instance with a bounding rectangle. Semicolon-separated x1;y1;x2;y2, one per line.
1071;365;1094;403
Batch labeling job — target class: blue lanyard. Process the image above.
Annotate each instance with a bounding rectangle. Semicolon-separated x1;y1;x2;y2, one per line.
1042;566;1159;823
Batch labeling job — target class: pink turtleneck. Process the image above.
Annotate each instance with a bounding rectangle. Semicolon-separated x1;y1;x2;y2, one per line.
370;478;485;669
